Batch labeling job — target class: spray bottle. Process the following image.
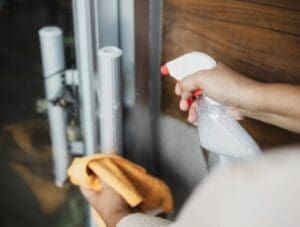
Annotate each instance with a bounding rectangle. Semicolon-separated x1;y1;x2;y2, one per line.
161;52;261;165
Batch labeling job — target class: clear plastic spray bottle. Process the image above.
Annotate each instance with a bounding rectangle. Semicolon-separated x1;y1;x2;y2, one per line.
161;52;261;165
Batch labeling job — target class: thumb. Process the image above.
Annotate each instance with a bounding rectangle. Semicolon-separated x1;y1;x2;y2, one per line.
80;187;99;206
179;70;207;100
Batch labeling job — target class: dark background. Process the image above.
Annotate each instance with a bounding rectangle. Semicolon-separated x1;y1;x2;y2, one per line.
0;1;85;226
0;0;73;127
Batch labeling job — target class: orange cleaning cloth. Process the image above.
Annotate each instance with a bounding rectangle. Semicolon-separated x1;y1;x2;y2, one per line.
67;154;173;226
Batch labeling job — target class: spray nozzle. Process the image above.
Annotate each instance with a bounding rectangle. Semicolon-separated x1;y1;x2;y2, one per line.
160;65;169;76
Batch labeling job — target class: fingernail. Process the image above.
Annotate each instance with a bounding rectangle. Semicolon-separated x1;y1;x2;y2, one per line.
187;97;193;107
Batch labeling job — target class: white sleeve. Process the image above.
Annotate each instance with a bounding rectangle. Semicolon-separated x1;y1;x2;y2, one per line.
117;213;172;227
172;151;300;227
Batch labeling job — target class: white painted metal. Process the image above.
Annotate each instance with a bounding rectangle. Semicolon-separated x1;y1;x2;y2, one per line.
72;0;97;155
123;0;161;171
97;46;123;154
119;0;135;107
65;69;79;86
72;2;98;226
39;26;69;187
94;0;119;48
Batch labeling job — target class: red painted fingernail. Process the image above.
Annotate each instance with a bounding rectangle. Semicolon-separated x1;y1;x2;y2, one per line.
192;89;203;97
187;97;194;107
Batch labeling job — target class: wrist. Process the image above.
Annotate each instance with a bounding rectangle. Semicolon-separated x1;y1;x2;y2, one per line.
240;80;265;113
102;207;135;227
107;210;132;227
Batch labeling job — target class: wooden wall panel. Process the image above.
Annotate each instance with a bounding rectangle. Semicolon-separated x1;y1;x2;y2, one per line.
241;0;300;10
162;0;300;148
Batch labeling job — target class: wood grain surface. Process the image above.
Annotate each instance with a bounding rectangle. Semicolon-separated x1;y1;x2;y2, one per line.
161;0;300;148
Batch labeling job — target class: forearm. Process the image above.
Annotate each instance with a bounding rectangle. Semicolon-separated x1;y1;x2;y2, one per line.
240;83;300;133
105;210;133;227
256;83;300;119
240;109;300;134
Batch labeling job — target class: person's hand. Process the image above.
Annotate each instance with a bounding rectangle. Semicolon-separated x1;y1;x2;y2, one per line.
174;63;261;124
80;182;135;227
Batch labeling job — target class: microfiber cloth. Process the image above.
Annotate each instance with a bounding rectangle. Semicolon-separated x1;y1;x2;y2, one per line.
67;154;173;227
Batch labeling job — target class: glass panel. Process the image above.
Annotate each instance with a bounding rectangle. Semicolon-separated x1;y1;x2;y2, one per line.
0;1;86;226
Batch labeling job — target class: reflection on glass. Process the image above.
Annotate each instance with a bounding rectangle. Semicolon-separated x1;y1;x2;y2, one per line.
0;1;85;226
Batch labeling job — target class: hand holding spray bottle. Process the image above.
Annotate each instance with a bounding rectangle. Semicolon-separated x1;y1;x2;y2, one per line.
161;52;261;165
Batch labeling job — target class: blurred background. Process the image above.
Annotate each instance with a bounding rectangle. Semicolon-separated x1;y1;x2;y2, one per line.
0;0;86;226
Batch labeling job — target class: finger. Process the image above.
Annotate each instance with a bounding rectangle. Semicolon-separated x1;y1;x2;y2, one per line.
80;187;94;197
227;106;245;120
80;187;99;205
179;72;204;100
178;82;193;101
179;98;189;111
100;180;113;191
175;82;182;96
188;101;198;124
